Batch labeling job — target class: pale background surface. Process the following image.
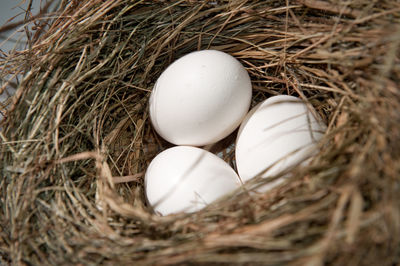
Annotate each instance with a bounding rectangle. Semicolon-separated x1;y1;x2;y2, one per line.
0;0;42;52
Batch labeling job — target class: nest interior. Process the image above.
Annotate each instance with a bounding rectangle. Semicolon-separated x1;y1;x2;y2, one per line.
1;0;400;265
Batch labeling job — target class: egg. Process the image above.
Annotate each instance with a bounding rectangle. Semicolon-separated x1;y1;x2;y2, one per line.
145;146;241;215
149;50;252;146
235;95;326;189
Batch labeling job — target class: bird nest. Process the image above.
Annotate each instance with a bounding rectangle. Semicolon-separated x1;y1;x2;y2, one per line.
1;0;399;265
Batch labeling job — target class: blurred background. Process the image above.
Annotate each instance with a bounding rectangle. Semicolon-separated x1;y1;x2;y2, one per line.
1;0;41;51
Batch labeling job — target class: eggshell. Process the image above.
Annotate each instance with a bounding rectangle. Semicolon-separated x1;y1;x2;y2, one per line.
235;95;326;188
149;50;252;146
145;146;241;215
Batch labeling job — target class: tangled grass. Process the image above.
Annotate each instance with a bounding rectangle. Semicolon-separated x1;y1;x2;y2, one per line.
1;0;399;265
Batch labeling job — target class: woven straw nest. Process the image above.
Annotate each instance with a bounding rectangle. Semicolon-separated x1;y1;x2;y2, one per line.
1;0;399;265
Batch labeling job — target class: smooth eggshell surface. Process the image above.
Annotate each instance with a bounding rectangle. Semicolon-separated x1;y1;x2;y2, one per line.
149;50;252;146
235;95;326;186
145;146;241;215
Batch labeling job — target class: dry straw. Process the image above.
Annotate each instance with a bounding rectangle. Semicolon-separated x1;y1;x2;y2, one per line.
1;0;399;265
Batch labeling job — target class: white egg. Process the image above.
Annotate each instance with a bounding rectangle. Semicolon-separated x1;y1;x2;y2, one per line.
235;95;326;189
149;50;252;146
145;146;241;215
